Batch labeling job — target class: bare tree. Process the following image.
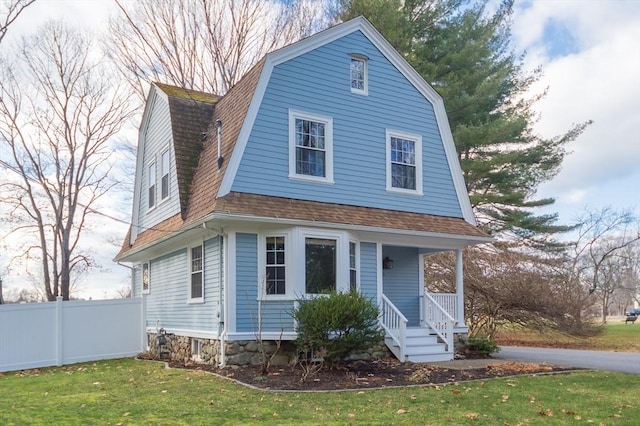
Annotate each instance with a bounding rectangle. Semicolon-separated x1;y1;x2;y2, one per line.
591;241;640;322
107;0;331;100
0;0;36;45
566;208;639;321
424;243;589;338
0;21;134;300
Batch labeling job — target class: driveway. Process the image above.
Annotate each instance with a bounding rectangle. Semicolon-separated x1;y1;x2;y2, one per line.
498;346;640;375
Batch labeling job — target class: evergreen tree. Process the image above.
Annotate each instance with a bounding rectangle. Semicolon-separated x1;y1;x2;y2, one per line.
340;0;591;244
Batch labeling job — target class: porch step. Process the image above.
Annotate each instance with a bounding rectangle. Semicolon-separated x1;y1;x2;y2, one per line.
385;327;453;363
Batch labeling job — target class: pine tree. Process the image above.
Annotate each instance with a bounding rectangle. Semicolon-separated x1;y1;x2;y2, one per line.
340;0;591;244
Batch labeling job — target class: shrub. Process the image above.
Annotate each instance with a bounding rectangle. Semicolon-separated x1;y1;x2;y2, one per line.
291;290;383;367
460;336;500;357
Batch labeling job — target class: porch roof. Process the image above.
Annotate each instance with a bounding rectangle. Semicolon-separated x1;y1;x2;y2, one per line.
116;192;490;261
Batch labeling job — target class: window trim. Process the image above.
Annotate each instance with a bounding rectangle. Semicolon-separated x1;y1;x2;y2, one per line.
299;228;348;296
385;129;423;195
148;161;157;210
349;241;359;291
288;109;334;184
142;262;150;294
188;244;204;304
160;148;170;201
191;338;203;361
350;54;368;95
258;232;291;300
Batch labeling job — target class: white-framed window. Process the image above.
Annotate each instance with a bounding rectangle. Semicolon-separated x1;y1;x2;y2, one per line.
288;110;333;184
148;162;156;209
142;262;150;294
161;149;170;200
386;129;423;195
265;236;286;296
191;338;203;361
189;244;204;303
305;237;337;294
350;55;368;95
349;241;358;291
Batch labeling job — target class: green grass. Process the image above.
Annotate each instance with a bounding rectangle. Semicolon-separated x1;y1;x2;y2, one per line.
1;358;638;425
496;321;640;352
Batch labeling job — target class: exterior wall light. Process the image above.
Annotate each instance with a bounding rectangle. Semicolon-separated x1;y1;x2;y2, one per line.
383;257;394;269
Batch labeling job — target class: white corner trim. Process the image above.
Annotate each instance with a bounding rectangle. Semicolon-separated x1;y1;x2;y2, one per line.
376;243;383;305
434;101;477;225
217;58;275;198
225;231;237;333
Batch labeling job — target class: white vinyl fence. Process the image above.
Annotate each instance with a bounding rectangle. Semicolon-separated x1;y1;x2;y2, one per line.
0;297;145;372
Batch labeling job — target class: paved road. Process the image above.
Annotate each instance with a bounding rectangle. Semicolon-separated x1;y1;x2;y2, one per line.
498;346;640;375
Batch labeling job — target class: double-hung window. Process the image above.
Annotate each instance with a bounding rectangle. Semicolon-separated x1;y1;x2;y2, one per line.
386;130;423;195
350;55;368;95
265;236;286;295
349;242;357;291
289;110;333;183
148;162;156;209
190;245;203;302
161;149;170;200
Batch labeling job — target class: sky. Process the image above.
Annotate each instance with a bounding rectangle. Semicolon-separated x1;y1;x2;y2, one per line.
1;0;639;300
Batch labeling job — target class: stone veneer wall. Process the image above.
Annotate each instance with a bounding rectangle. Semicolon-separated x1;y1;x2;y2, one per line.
147;333;391;366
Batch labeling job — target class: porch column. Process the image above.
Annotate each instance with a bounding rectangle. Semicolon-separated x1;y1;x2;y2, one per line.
455;249;465;325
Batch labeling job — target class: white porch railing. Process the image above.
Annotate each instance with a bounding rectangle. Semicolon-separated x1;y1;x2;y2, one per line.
380;294;408;361
420;293;455;353
428;293;459;323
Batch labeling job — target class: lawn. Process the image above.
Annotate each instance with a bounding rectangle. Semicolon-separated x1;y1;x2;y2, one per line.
1;358;638;425
496;321;640;352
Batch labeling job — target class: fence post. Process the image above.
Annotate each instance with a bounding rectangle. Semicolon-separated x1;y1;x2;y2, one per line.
141;294;147;352
55;296;63;366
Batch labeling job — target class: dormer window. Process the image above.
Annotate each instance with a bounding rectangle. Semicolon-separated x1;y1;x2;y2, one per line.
350;55;368;95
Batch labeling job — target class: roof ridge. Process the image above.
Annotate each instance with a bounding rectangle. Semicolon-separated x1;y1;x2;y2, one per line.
154;82;221;104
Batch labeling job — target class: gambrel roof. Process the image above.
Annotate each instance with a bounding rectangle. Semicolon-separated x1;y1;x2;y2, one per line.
116;17;490;261
154;83;219;218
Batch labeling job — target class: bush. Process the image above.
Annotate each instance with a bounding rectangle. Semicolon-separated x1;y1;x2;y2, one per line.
460;336;500;357
291;290;383;367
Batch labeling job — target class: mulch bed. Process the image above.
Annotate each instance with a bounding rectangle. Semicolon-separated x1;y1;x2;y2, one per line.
167;358;577;391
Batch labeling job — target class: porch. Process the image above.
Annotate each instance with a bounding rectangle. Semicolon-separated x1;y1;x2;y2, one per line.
379;247;466;362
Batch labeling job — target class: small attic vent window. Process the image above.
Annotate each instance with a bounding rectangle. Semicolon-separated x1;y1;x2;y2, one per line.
350;54;368;95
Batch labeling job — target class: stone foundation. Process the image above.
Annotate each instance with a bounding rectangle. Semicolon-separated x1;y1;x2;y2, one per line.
147;333;391;367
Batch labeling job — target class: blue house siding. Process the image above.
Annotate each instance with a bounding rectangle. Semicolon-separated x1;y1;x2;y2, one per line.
137;94;181;232
235;233;258;333
145;239;220;333
204;236;223;318
231;30;462;217
381;246;420;326
259;301;295;332
360;242;378;301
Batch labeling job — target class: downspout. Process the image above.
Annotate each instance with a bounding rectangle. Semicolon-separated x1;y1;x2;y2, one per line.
218;232;227;368
117;261;135;298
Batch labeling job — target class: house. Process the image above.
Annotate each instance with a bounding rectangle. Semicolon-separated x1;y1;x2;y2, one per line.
115;16;491;366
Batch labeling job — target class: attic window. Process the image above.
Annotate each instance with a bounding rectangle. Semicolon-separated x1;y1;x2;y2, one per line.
350;55;368;95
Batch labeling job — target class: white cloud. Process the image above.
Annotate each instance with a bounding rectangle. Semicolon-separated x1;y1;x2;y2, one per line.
512;0;640;218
